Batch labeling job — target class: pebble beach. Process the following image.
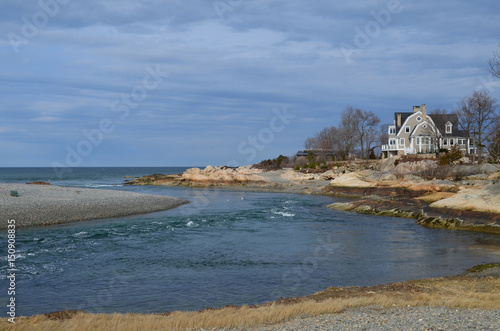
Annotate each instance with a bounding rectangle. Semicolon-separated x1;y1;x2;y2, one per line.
0;183;188;229
249;306;500;331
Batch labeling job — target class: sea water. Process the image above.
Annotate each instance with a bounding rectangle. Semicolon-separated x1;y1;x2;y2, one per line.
0;167;499;316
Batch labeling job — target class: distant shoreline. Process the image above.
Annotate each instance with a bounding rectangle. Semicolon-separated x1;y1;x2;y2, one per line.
0;184;188;230
125;162;500;234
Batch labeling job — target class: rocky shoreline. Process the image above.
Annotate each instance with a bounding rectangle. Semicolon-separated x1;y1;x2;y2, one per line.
125;158;500;234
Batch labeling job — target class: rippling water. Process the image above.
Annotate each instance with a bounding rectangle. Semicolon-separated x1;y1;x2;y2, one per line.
0;168;499;316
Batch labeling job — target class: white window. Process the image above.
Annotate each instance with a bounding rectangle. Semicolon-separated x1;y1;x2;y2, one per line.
450;139;454;146
400;138;405;146
423;124;427;129
416;116;422;122
416;137;420;145
446;124;452;134
389;127;396;135
389;139;396;145
405;126;410;133
443;139;448;146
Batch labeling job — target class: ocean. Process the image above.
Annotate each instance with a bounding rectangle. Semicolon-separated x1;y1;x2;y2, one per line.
1;167;499;316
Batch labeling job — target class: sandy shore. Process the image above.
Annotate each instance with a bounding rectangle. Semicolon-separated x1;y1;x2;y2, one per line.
0;184;188;229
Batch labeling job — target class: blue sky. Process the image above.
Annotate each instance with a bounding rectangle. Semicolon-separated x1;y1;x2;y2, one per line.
1;0;500;167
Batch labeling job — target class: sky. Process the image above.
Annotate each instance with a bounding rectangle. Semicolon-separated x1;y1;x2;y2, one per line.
1;0;500;168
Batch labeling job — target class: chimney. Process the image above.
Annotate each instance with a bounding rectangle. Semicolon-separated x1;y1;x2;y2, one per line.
422;104;427;120
397;114;401;127
413;106;420;113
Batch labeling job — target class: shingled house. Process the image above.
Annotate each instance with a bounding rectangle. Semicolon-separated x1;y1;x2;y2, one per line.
381;104;473;158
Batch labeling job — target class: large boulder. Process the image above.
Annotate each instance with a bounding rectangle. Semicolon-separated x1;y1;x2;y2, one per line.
319;170;337;180
329;170;378;187
430;183;500;213
394;160;437;175
379;156;401;171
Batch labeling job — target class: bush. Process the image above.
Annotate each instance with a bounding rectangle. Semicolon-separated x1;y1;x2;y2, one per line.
252;155;290;170
276;155;286;167
10;190;19;197
439;146;463;165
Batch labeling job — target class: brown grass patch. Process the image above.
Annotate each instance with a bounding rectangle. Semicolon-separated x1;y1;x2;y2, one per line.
2;275;499;331
416;192;456;203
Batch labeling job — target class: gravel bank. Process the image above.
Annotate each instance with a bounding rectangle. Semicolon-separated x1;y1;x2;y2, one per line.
0;184;188;229
248;306;500;331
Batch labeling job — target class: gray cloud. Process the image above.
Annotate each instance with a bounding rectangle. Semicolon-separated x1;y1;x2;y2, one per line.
1;0;499;166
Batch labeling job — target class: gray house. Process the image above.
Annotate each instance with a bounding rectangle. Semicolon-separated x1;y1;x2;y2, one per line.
381;104;472;158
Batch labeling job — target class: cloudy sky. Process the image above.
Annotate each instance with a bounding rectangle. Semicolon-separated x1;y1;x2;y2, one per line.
1;0;499;167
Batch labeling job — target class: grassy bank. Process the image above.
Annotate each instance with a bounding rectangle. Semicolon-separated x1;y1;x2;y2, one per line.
2;265;499;331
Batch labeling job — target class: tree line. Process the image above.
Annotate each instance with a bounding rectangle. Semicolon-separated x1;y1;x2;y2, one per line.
304;45;500;162
304;106;381;160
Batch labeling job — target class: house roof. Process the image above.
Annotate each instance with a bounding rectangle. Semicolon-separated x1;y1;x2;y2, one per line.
394;112;413;132
429;113;465;137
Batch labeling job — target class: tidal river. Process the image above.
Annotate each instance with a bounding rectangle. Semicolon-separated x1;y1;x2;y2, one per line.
0;167;499;316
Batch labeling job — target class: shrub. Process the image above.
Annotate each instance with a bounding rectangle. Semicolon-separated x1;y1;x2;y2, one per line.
10;190;19;197
252;155;289;170
439;146;463;165
306;151;316;162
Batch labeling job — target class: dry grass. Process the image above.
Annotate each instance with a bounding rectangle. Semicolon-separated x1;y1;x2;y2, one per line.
416;192;456;203
2;275;499;331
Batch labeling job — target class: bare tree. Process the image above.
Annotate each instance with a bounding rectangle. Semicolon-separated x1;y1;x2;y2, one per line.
339;106;360;159
456;98;475;155
355;109;381;159
457;90;498;161
487;115;500;162
489;43;500;78
304;126;338;149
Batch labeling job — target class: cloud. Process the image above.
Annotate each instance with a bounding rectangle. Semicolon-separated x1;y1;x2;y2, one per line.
1;0;499;166
30;116;61;123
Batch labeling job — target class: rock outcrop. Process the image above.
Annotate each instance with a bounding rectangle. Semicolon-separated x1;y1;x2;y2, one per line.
429;182;500;214
126;166;269;187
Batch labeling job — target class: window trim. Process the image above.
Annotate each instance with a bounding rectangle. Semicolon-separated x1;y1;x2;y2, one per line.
405;126;410;133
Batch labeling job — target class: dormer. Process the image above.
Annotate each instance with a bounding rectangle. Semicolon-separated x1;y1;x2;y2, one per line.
445;121;452;134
